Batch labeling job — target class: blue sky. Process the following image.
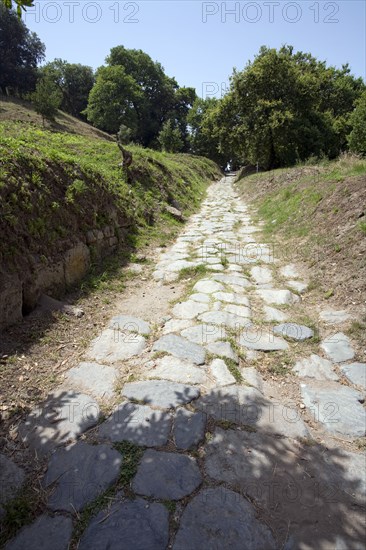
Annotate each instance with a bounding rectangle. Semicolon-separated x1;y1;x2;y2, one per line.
25;1;366;97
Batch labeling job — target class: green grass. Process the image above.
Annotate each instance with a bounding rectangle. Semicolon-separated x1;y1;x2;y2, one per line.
0;120;221;281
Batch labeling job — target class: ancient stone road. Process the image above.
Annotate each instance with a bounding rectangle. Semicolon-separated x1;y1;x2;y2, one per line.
2;176;366;549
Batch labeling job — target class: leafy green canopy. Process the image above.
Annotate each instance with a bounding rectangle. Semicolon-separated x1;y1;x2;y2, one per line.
1;0;33;18
41;59;95;119
202;46;365;169
0;3;45;93
85;46;196;148
348;91;366;155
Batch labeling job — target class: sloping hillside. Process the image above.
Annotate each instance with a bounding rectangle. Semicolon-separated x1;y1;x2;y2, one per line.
236;155;366;323
0;99;221;329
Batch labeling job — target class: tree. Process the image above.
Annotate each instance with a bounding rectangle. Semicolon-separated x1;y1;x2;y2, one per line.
158;120;184;152
1;0;33;18
205;46;365;169
348;91;366;155
31;76;62;125
0;3;45;94
41;59;94;118
84;65;141;134
188;97;228;166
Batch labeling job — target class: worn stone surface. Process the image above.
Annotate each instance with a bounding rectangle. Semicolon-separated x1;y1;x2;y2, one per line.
319;309;352;324
300;381;365;437
189;292;210;303
257;288;300;305
99;402;171;447
212;291;250;306
64;242;90;286
198;310;251;329
293;354;339;381
212;273;250;288
162;318;193;334
241;367;264;392
173;408;206;450
122;380;200;409
195;386;308;438
287;280;308;293
209;358;236;386
0;273;23;331
78;496;169;550
43;441;122;512
173;487;276;550
251;266;273;284
341;363;366;389
144;355;206;385
86;328;146;363
152;334;205;364
322;449;366;506
133;449;202;499
263;305;288;322
172;300;209;320
205;341;239;363
320;333;355;363
273;323;314;341
5;515;73;550
223;303;251;318
181;323;227;345
19;390;100;455
238;328;289;351
64;362;118;398
109;314;151;335
280;264;299;278
0;455;25;510
193;279;224;293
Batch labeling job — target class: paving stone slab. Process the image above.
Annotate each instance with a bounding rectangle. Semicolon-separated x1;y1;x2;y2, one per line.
152;334;205;364
109;314;151;335
238;328;289;351
321;449;366;506
193;279;224;293
263;305;288;322
287;280;308;293
205;341;239;363
280;264;300;278
86;328;146;363
241;367;264;392
212;291;250;306
198;310;252;329
162;318;194;334
250;266;273;284
212;273;250;288
64;362;118;399
209;358;236;386
165;260;200;272
181;323;227;345
99;402;171;446
144;355;206;385
273;323;314;341
223;303;251;318
43;441;122;512
195;387;308;438
122;380;200;409
300;381;365;437
189;292;211;303
78;496;169;550
293;354;339;381
133;449;202;500
19;390;100;455
257;288;300;305
172;300;209;320
340;363;366;389
173;408;206;450
0;455;25;511
320;333;355;363
5;515;73;550
173;487;276;550
319;309;352;324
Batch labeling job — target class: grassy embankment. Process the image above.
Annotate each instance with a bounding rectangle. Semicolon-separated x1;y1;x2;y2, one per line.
236;155;366;319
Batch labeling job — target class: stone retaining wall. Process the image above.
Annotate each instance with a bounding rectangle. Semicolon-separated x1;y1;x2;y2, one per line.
0;223;121;331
